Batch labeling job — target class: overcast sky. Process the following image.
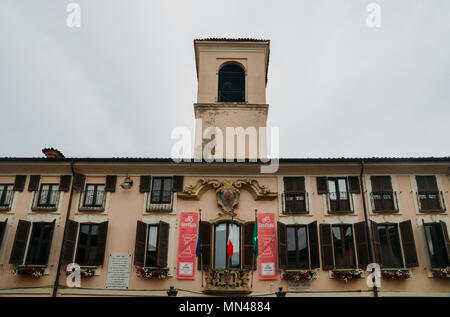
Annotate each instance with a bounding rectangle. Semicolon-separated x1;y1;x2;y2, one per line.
1;0;449;159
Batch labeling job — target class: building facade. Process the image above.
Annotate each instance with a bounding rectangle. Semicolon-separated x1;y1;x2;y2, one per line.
0;39;449;297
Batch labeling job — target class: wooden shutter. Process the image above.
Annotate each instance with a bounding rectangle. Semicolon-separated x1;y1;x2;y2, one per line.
42;219;56;265
134;221;147;266
319;224;334;270
198;222;212;270
416;176;438;192
354;221;370;269
156;221;170;267
348;176;360;194
94;221;108;266
9;220;31;264
243;222;256;270
370;221;382;265
172;176;184;192
28;175;40;192
62;220;79;264
308;221;320;269
277;222;287;269
0;219;8;248
13;175;26;192
105;175;117;192
284;177;305;193
139;176;151;193
439;221;450;264
72;173;85;191
59;175;72;192
371;176;392;192
399;220;419;267
316;177;328;194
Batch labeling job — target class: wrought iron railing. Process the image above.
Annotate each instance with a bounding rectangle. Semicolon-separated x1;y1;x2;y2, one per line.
416;191;446;212
79;190;106;211
147;191;174;212
31;190;60;211
326;191;354;213
0;190;14;210
370;191;399;213
281;192;309;214
203;269;251;294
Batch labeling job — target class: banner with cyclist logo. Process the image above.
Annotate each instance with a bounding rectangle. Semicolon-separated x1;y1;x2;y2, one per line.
257;213;277;280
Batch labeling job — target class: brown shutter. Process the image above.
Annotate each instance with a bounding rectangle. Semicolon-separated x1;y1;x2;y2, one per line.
316;177;328;194
172;176;184;192
399;220;419;267
156;221;170;267
439;221;450;264
243;222;256;270
13;175;26;192
354;221;370;269
0;219;8;248
62;220;79;264
139;176;151;193
134;221;147;266
416;176;438;192
370;220;382;265
72;173;85;191
28;175;41;192
42;219;56;265
284;177;305;193
105;175;117;192
198;222;212;270
277;222;287;270
319;224;334;270
59;175;72;192
308;221;320;269
371;176;392;192
348;176;360;194
94;221;108;265
9;219;31;265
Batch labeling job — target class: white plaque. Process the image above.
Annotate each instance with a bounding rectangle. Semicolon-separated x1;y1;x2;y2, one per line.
287;280;312;291
178;262;193;276
105;253;132;290
261;262;275;276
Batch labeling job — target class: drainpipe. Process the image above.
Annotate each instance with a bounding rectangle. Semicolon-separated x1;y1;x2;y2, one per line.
52;160;76;297
359;160;378;297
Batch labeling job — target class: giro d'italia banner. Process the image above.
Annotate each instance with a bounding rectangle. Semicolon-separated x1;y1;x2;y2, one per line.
257;212;278;280
176;212;199;279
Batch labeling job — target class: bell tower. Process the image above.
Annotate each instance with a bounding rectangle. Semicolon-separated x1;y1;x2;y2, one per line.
193;38;270;160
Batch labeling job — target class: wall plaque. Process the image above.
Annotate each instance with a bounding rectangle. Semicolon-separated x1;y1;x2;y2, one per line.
287;280;312;292
105;253;132;290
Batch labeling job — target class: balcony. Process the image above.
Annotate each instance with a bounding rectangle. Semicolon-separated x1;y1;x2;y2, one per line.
146;190;174;212
31;190;60;211
281;192;309;214
370;191;399;213
78;190;106;211
0;190;14;211
326;191;354;214
203;269;251;295
416;191;446;213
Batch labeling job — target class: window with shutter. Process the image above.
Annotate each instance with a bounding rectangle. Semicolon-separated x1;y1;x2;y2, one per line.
416;176;442;211
35;183;59;208
440;221;450;265
0;184;14;208
105;175;117;193
371;176;395;212
82;184;105;208
13;175;26;192
277;222;287;270
59;175;72;192
327;178;351;213
134;221;147;266
348;176;360;194
0;219;8;249
198;222;212;270
286;225;309;269
354;221;370;269
214;222;240;269
156;221;170;267
308;221;320;269
423;221;450;268
139;176;151;193
75;222;108;266
25;220;55;265
62;220;79;264
319;224;334;270
172;176;184;192
316;177;328;194
399;220;419;267
332;224;356;269
151;177;172;204
242;222;256;270
9;220;31;265
28;175;41;192
377;223;404;268
283;177;307;214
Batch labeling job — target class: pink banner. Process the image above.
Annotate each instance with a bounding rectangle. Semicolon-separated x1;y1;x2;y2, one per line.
176;212;199;279
257;212;278;280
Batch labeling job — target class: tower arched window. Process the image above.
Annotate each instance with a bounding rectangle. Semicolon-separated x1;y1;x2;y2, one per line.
218;64;245;102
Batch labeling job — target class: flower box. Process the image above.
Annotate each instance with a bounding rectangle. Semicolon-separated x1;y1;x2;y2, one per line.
331;269;364;282
12;265;45;278
382;269;411;280
282;270;318;281
136;267;169;279
64;267;96;277
432;267;450;280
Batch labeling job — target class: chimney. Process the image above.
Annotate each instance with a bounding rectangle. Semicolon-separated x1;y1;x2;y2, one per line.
42;148;65;158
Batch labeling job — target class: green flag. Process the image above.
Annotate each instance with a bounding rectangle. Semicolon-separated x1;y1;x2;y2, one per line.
253;215;259;257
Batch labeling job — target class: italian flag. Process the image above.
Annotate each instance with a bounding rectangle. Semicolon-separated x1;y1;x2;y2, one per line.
227;225;234;259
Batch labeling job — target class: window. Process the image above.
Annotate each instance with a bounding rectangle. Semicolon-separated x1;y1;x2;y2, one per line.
83;184;105;207
218;64;245;102
214;222;240;269
328;178;350;212
416;176;443;211
287;226;309;269
332;225;356;269
133;221;169;267
377;224;404;268
25;222;54;265
75;224;100;266
146;225;159;267
370;176;396;212
0;184;14;207
150;177;172;204
37;184;59;207
423;222;450;268
283;177;307;214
